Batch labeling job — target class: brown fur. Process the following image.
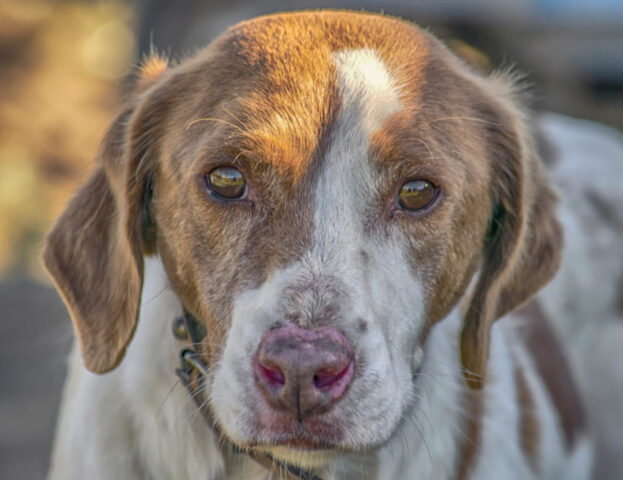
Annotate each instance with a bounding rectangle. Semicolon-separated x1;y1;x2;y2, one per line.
136;52;169;91
518;300;587;449
515;366;540;471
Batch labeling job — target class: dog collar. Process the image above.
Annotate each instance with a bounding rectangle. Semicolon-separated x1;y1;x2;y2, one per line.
174;309;324;480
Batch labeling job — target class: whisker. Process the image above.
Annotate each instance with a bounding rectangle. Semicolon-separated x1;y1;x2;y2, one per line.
155;377;183;418
140;284;170;306
411;137;435;160
425;116;500;127
221;103;246;130
186;117;244;132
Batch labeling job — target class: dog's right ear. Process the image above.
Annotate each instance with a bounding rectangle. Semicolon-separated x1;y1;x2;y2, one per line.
43;57;168;373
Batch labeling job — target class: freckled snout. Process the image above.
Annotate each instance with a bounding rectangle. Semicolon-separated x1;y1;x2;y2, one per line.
254;325;354;418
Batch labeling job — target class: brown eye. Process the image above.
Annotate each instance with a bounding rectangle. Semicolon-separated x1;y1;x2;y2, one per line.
206;166;246;199
398;179;438;211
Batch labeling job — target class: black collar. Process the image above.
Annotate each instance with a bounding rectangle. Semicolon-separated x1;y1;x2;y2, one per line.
174;309;324;480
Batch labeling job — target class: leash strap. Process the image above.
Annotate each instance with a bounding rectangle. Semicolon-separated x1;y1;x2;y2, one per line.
175;309;324;480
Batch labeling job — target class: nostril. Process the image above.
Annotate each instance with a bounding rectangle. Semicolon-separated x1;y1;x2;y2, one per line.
313;363;352;389
258;362;286;386
255;325;355;415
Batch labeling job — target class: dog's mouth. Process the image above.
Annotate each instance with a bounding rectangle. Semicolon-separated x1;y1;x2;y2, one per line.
248;401;348;448
277;435;332;450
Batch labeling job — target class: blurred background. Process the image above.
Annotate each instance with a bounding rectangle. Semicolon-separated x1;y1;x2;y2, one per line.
0;0;621;477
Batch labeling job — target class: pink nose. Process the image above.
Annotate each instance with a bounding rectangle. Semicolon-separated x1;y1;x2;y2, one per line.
254;325;354;418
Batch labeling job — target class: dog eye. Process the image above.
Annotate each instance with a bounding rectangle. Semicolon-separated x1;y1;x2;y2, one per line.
398;179;438;211
206;167;246;199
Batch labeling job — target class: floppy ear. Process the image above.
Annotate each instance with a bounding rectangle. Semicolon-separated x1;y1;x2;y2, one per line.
460;87;563;389
43;60;167;373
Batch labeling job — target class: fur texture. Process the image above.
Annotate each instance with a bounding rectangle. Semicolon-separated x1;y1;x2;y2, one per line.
44;11;623;480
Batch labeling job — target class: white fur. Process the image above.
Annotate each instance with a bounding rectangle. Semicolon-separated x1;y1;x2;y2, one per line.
331;48;402;133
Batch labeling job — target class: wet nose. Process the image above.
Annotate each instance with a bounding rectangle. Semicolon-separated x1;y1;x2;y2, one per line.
254;325;354;418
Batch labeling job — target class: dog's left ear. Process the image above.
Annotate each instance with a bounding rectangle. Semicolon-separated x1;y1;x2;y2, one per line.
460;81;563;388
43;57;168;373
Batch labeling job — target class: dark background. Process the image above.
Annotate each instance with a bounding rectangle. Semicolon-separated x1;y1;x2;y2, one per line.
1;0;622;478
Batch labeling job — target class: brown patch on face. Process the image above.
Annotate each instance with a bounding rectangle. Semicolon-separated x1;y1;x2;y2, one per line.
517;300;587;449
515;366;540;472
456;388;483;480
223;26;336;182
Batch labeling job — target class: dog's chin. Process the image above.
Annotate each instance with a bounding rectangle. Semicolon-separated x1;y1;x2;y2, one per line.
261;445;339;469
233;426;348;467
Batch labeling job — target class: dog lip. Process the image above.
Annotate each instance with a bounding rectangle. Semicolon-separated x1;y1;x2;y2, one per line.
248;400;347;446
246;432;338;451
273;435;334;450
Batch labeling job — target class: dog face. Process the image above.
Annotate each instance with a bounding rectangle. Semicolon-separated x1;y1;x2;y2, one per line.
44;11;561;465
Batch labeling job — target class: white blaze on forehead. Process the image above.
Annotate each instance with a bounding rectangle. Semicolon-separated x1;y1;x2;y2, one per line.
332;48;402;134
315;48;402;245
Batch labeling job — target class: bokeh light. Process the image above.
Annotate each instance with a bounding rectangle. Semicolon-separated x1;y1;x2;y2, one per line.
0;0;135;277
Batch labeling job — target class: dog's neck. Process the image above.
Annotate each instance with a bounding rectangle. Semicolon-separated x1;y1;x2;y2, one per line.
376;308;467;479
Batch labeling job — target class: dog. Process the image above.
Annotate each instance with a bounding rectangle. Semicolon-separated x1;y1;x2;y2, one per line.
43;10;623;480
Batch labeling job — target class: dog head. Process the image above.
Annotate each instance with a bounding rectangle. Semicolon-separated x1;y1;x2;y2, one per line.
44;11;561;465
